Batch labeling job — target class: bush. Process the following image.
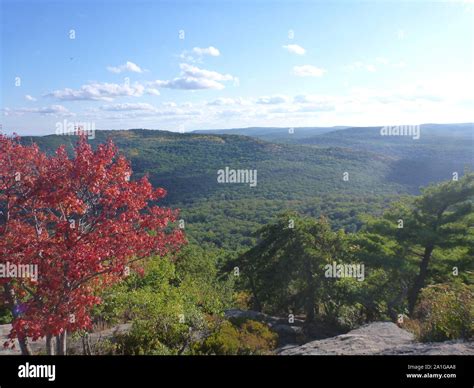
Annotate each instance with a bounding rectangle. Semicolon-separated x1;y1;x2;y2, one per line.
114;320;178;355
194;320;241;355
409;282;473;342
233;291;252;310
0;306;12;324
193;319;277;355
94;249;235;355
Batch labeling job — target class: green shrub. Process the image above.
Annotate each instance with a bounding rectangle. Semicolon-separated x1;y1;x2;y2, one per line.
94;249;235;355
237;320;278;354
0;306;12;324
410;282;473;342
114;320;177;355
193;319;277;355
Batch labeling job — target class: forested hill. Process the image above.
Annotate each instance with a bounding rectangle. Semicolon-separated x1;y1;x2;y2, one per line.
193;124;473;188
192;126;348;142
194;123;472;144
21;127;472;249
298;124;473;187
22;129;411;201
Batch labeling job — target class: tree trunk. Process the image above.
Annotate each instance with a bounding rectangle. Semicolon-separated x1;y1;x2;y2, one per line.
248;274;262;312
60;330;67;355
46;335;55;355
55;330;67;355
17;335;32;356
82;333;92;355
3;283;32;355
305;295;315;323
304;259;316;323
408;246;434;315
55;335;61;355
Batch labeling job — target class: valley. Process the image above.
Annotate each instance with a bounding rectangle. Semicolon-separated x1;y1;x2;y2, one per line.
22;123;473;250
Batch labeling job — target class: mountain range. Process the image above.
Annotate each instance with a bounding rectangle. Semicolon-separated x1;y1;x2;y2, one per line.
22;123;473;249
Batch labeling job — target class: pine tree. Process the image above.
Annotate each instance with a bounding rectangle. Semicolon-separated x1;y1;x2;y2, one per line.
238;213;349;323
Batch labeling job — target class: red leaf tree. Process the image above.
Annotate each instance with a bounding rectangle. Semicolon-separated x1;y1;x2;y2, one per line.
0;135;185;354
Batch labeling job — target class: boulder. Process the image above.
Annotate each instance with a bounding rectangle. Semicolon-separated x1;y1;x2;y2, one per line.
279;322;474;355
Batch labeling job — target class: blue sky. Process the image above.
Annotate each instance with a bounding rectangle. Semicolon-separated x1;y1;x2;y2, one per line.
1;0;473;135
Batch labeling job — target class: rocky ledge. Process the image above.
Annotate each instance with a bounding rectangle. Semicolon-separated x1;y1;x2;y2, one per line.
1;318;472;355
278;322;474;355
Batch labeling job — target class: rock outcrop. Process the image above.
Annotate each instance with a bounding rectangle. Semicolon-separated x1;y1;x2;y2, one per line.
1;318;472;355
0;323;131;355
279;322;474;355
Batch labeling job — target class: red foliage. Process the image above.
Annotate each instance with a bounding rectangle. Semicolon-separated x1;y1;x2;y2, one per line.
0;135;185;345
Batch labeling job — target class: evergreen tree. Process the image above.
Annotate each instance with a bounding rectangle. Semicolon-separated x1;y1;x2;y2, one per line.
237;213;350;323
360;174;474;315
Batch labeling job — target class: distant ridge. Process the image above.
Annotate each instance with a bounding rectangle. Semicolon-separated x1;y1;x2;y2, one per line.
192;126;349;141
192;123;473;143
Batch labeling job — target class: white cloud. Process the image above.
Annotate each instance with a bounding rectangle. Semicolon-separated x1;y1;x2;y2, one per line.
216;109;243;118
145;88;161;96
107;61;143;74
375;57;389;65
24;95;37;101
207;97;246;106
257;95;290;104
366;64;376;72
179;53;196;63
180;46;221;63
345;58;406;72
151;78;226;90
3;105;74;117
179;63;233;81
293;65;326;77
345;61;376;72
14;69;471;133
295;104;335;113
282;44;306;55
98;105;203;120
293;94;335;106
99;103;157;111
46;82;145;101
192;46;220;57
294;94;320;103
149;63;235;90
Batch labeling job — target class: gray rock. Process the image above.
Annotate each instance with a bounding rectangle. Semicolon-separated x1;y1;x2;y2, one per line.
224;309;304;326
0;323;132;355
225;309;271;323
279;322;474;355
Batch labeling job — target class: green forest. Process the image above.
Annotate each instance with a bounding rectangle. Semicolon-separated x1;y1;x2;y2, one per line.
2;126;473;355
